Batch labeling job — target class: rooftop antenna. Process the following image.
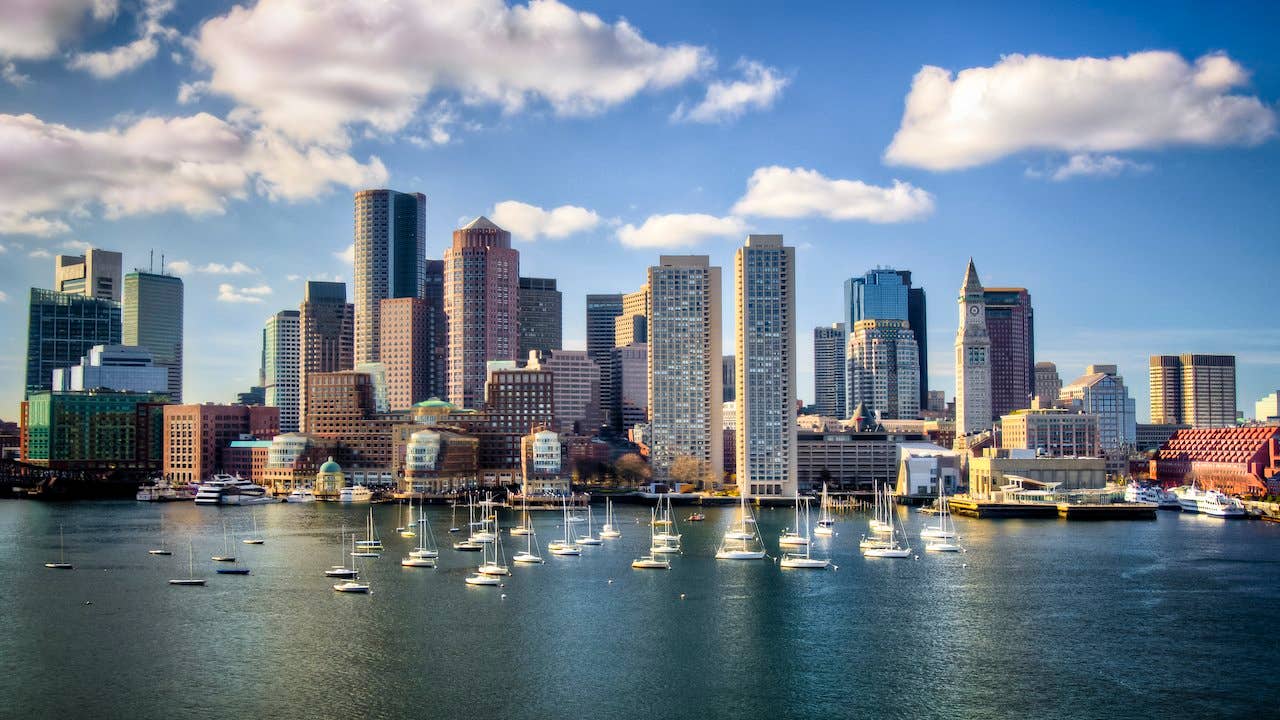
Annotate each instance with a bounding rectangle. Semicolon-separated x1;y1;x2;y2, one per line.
161;253;165;275
149;250;154;273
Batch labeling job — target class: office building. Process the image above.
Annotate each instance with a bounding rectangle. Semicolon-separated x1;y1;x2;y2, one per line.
587;293;624;427
25;288;121;398
611;343;648;431
844;268;928;408
1135;422;1190;453
1059;364;1137;452
123;270;184;402
896;443;962;498
1035;361;1061;404
813;323;846;418
353;189;426;364
54;248;122;301
1149;354;1238;428
401;426;479;494
298;281;354;430
380;297;433;411
722;355;736;403
51;344;168;394
955;259;992;439
647;255;723;486
795;425;928;494
305;370;399;483
734;235;795;497
264;310;301;432
162;403;279;483
20;390;165;471
518;277;562;358
444;216;519;409
422;259;447;399
968;449;1107;497
999;407;1101;458
1257;391;1280;422
529;349;601;435
846;318;920;421
984;286;1034;417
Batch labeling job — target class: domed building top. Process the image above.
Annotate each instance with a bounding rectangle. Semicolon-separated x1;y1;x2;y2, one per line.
319;456;341;474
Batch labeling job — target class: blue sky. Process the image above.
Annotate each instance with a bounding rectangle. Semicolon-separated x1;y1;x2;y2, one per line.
1;0;1278;420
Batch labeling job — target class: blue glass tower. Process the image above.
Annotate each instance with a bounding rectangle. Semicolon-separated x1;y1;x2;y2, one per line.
843;268;928;410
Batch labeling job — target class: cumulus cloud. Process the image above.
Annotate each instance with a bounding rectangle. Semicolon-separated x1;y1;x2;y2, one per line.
1031;153;1154;181
885;51;1277;171
28;248;51;258
616;213;746;248
672;59;788;123
0;112;385;236
217;283;272;304
334;244;355;265
0;0;117;61
491;201;602;240
191;0;712;145
731;166;934;222
2;62;29;87
68;0;175;78
168;259;259;275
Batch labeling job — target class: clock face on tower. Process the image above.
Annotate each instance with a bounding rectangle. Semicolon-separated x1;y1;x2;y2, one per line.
968;305;979;316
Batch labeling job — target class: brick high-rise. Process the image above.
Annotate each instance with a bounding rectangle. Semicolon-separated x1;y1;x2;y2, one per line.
444;217;519;409
299;281;354;430
984;286;1034;418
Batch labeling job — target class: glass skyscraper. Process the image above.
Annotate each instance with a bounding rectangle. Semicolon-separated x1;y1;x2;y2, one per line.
123;271;184;402
844;268;928;411
353;189;427;365
25;288;121;398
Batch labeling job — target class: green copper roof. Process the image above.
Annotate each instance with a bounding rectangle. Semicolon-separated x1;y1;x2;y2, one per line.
319;456;341;473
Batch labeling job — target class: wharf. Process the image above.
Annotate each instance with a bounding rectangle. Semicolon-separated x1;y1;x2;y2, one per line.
949;497;1158;520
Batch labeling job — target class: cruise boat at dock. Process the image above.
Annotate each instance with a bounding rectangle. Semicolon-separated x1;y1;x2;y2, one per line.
1123;482;1180;509
136;479;195;502
193;475;274;505
1173;486;1247;518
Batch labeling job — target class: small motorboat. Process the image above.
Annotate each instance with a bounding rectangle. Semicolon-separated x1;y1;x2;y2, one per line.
686;513;706;522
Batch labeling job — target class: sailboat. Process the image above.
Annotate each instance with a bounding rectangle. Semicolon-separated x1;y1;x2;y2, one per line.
632;509;671;569
476;510;510;576
469;493;497;544
453;493;484;550
409;502;440;559
448;495;463;533
869;481;892;535
211;520;236;562
651;494;681;554
333;536;371;593
352;508;382;557
510;494;533;536
325;528;359;578
547;495;582;556
780;498;830;569
44;525;73;569
921;479;958;540
598;498;621;539
242;509;265;544
576;502;602;545
813;483;836;537
399;497;417;538
168;541;206;586
716;493;767;560
401;514;437;567
778;494;810;547
511;513;544;564
863;486;911;558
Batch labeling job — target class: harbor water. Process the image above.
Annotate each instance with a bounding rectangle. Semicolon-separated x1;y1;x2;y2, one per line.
1;500;1276;719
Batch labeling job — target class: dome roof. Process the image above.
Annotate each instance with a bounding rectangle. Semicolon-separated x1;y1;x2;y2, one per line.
413;397;455;414
319;456;341;473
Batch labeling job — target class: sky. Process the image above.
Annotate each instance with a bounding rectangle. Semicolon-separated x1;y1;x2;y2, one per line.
1;0;1278;421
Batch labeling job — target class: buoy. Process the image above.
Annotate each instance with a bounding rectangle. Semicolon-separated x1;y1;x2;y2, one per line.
501;593;507;599
679;593;686;600
83;601;93;605
607;579;614;584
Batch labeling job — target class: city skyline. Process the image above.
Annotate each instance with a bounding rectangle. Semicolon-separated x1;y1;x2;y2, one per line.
2;2;1279;419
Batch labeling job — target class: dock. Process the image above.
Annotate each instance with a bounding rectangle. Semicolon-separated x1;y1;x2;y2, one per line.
949;497;1157;520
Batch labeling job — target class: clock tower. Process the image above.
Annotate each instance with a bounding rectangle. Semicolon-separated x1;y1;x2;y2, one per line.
955;258;992;441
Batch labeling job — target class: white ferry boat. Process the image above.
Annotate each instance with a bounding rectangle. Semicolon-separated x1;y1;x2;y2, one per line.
1174;486;1247;518
194;475;274;505
1123;483;1180;509
136;479;195;502
284;488;318;503
338;485;373;503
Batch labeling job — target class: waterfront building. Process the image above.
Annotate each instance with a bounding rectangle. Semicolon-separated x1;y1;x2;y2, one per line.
1150;425;1279;495
795;424;928;494
611;343;648;432
402;427;479;494
518;276;562;358
355;362;389;413
162;404;279;483
264;310;301;432
25;288;121;398
304;370;401;484
51;344;168;394
586;293;624;427
844;268;929;409
813;322;846;418
1256;391;1280;422
54;248;122;301
314;457;345;497
529;349;601;435
353;189;426;365
1136;423;1190;452
1149;354;1238;428
735;235;796;497
1035;361;1061;405
968;449;1107;497
222;438;273;485
380;297;433;411
257;433;339;496
1058;365;1137;452
298;281;354;431
20;390;165;471
954;259;993;440
521;428;566;496
999;406;1101;458
895;442;962;497
444;216;519;409
846;318;920;421
647;255;723;486
482;363;555;470
123;270;184;402
984;286;1034;417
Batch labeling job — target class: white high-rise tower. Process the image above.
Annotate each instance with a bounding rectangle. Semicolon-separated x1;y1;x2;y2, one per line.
955;258;992;441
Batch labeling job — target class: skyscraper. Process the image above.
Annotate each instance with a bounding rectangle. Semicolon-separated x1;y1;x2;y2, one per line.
423;259;447;399
587;293;624;429
353;189;426;365
1035;361;1062;405
846;318;920;421
611;342;648;431
614;285;648;347
844;268;928;409
25;289;121;397
1060;364;1137;451
123;271;183;402
722;355;736;403
984;286;1034;417
734;235;795;498
1149;354;1237;428
529;349;601;435
444;216;519;409
54;248;122;301
955;259;992;439
264;310;301;432
813;323;846;417
380;297;431;411
517;276;562;358
299;281;354;430
648;255;723;486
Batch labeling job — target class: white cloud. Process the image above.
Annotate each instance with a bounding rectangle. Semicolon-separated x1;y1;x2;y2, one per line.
885;51;1277;171
68;0;175;79
1036;153;1153;181
616;213;746;248
217;283;272;304
0;290;8;302
167;259;193;275
168;259;259;275
491;201;602;240
334;244;354;265
2;62;29;87
731;166;935;223
192;0;712;146
28;248;51;258
672;59;787;123
59;239;93;252
0;112;385;236
177;80;209;105
0;0;117;61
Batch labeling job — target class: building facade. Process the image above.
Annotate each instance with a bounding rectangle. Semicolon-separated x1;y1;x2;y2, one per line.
1256;391;1280;422
984;286;1034;418
846;318;920;422
844;268;928;409
21;390;165;471
380;297;432;411
795;427;927;493
586;293;623;428
51;344;168;394
26;288;121;398
999;407;1101;458
162;404;279;483
298;281;354;430
954;259;993;439
1059;364;1137;452
353;189;426;365
444;216;519;409
612;343;648;431
264;310;300;432
1149;354;1237;428
813;322;846;418
1150;425;1278;495
123;271;184;403
55;248;122;301
615;285;649;347
1035;361;1061;405
517;276;562;358
968;449;1107;497
529;349;601;435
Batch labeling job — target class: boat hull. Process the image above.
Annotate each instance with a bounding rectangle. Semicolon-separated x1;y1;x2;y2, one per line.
780;557;830;569
715;550;766;560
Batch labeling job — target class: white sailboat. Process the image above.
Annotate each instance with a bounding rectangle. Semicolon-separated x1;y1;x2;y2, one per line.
778;494;810;547
469;493;497;544
242;509;265;544
863;486;911;558
921;478;957;540
632;509;671;569
401;505;437;568
477;510;510;576
326;527;359;577
216;524;251;575
453;494;484;550
814;483;836;537
399;497;417;538
352;508;382;557
44;524;73;569
651;494;681;554
716;494;767;560
576;502;602;545
780;498;830;569
869;481;892;535
547;495;582;556
211;520;236;562
511;512;544;564
168;540;206;586
448;495;463;533
333;536;370;592
599;498;621;539
510;494;533;536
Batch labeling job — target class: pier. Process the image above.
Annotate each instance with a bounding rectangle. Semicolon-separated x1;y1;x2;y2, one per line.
949;497;1158;520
